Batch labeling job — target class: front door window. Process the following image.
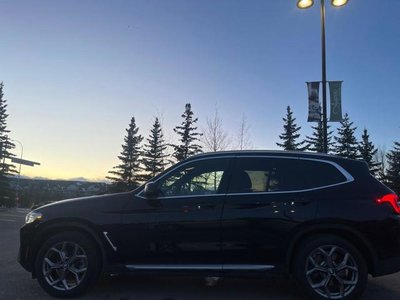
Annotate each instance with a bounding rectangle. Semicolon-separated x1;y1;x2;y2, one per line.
158;158;229;197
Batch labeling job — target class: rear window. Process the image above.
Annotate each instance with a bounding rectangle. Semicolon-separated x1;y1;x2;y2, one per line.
228;157;347;193
279;159;347;190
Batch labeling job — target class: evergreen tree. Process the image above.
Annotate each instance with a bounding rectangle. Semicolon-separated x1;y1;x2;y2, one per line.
106;117;143;191
276;106;307;151
142;117;169;181
358;128;380;175
386;141;400;194
0;82;16;207
171;103;202;162
334;113;359;159
305;120;334;153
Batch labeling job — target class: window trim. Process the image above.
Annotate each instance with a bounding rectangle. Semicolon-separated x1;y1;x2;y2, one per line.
136;155;354;199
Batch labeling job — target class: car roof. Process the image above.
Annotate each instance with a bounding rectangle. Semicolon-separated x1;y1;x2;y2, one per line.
187;150;356;162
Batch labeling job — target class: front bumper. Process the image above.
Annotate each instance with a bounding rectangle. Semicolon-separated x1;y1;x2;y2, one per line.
18;223;38;274
18;245;32;272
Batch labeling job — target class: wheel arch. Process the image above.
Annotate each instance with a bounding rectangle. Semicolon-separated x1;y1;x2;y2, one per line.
286;224;378;275
31;220;107;277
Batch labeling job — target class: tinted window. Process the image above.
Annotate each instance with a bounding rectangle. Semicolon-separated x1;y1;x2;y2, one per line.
228;157;347;193
228;158;280;193
294;159;347;189
158;158;229;197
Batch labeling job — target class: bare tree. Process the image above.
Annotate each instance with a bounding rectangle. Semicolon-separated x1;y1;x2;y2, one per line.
202;108;230;152
374;145;387;182
236;114;252;150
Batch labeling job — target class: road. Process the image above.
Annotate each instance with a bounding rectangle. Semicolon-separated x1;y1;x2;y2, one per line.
1;209;400;300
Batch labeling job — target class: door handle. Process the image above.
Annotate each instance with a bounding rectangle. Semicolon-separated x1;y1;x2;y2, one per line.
195;202;216;210
181;203;215;212
287;198;311;206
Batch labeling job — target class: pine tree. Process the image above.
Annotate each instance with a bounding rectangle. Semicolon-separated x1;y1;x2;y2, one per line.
106;117;143;191
386;141;400;194
142;117;169;181
0;82;16;207
276;106;307;151
171;103;203;162
334;113;359;159
305;120;334;153
358;128;380;175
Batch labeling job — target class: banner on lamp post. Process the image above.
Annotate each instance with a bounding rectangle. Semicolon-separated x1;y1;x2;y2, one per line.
329;81;343;122
306;82;321;122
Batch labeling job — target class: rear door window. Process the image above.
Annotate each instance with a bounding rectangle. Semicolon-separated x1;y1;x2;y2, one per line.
228;157;347;194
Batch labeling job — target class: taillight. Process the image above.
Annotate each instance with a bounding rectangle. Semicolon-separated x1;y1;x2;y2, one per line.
376;193;400;214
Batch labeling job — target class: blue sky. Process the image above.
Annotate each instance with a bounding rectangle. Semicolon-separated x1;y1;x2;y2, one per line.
1;0;399;180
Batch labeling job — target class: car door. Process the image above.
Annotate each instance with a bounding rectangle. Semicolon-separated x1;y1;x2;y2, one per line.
120;157;232;270
220;156;318;271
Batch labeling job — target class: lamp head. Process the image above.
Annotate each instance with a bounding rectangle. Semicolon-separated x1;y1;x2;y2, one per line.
331;0;349;7
297;0;314;9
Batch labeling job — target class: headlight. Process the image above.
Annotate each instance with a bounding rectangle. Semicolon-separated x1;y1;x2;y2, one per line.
25;211;43;224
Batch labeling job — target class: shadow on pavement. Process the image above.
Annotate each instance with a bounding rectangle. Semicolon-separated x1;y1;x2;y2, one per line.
85;275;307;300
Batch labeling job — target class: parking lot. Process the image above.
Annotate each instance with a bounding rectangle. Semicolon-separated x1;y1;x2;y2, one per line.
1;209;400;300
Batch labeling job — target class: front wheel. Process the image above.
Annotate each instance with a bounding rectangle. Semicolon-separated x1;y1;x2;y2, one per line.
293;235;368;300
35;231;101;298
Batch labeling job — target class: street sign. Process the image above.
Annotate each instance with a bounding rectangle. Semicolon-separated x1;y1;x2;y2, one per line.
11;157;41;167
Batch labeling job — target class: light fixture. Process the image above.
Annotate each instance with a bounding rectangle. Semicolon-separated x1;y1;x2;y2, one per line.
297;0;314;9
331;0;349;7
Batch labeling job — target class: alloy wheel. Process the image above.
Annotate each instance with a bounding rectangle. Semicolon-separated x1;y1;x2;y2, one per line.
305;245;359;299
42;241;88;291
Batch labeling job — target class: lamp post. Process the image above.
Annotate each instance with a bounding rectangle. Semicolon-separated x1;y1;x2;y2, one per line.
297;0;349;153
12;139;23;207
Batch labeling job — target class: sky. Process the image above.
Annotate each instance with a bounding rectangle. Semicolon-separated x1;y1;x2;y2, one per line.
0;0;399;181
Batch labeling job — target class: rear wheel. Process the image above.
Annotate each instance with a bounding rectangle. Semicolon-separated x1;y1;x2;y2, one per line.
35;231;101;298
293;235;368;300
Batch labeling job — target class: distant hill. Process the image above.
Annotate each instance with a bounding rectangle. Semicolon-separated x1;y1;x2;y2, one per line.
9;177;109;208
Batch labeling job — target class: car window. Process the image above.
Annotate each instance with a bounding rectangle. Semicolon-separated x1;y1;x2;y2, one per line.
298;159;347;189
228;157;347;194
228;158;280;193
158;158;229;197
244;169;280;192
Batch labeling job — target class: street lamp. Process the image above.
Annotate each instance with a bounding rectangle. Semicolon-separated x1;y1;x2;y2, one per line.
12;139;24;177
297;0;314;9
297;0;349;153
12;139;23;207
331;0;349;7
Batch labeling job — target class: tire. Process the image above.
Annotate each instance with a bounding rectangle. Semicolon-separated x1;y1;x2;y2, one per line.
34;231;101;298
293;234;368;300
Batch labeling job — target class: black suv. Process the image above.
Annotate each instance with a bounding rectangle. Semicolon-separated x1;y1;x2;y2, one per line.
19;151;400;299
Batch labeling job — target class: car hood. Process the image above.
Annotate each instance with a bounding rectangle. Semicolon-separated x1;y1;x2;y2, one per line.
34;192;133;219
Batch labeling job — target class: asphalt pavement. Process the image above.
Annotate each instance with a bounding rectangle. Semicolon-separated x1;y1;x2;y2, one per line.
1;208;399;300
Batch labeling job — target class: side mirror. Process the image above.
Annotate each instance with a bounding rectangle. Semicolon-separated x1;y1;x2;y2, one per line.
144;182;159;198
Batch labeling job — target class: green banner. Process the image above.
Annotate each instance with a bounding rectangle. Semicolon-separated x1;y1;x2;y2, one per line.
329;81;343;122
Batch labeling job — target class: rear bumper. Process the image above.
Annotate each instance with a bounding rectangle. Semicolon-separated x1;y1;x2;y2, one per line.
368;216;400;277
372;255;400;277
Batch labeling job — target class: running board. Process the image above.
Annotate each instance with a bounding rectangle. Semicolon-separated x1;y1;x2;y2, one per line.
125;264;275;271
